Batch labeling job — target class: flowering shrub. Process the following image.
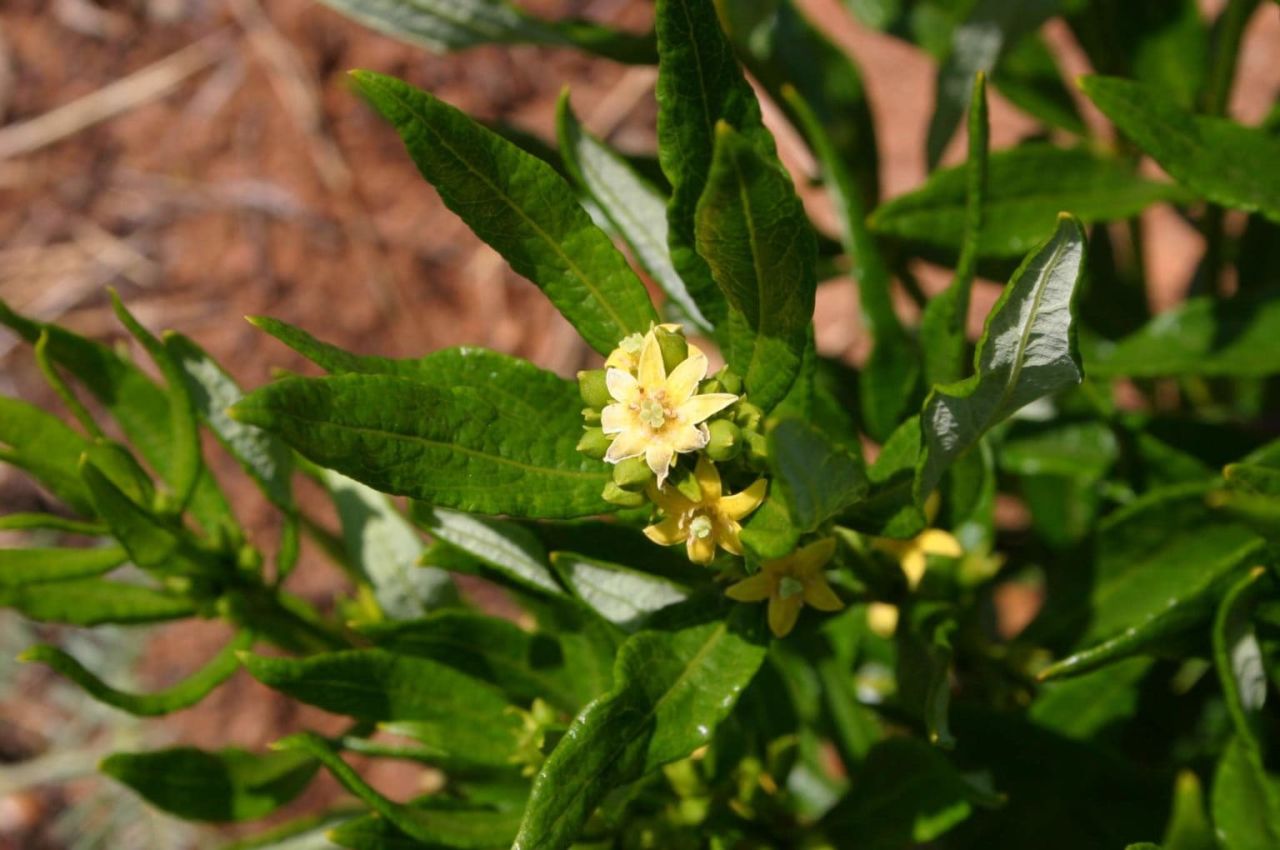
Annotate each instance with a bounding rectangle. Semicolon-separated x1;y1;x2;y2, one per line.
4;1;1280;848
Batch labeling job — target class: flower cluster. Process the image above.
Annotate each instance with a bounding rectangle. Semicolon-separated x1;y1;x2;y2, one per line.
576;325;846;637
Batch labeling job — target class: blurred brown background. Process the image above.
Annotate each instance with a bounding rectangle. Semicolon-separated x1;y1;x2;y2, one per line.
0;0;1277;846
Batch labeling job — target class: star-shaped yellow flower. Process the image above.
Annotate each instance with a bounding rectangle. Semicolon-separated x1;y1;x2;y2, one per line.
643;456;767;564
725;538;845;637
601;329;737;485
866;527;964;637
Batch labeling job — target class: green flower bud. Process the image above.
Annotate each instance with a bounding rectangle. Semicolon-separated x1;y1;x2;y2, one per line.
744;429;769;465
602;481;647;507
577;427;610;460
613;456;654;491
671;467;704;503
705;419;742;462
715;367;743;395
577;369;612;409
735;402;763;430
701;378;724;394
655;326;689;373
581;407;601;425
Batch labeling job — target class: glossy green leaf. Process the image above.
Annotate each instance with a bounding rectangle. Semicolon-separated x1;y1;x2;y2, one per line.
917;215;1087;502
1162;770;1216;850
242;649;521;767
20;631;250;716
1214;568;1269;751
101;746;317;823
549;551;689;630
1081;75;1280;223
231;374;610;519
165;332;294;511
323;471;456;620
0;578;195;625
839;416;926;539
739;491;802;560
656;0;774;327
994;34;1086;134
0;513;105;534
870;145;1181;258
896;601;957;747
0;396;95;516
350;71;657;355
414;504;562;596
0;545;126;587
513;603;767;849
1213;736;1280;850
555;93;708;332
1029;656;1153;739
1085;290;1280;378
767;418;868;532
314;0;654;63
695;122;817;410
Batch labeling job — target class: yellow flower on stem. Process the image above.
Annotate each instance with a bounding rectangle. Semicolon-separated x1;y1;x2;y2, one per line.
643;456;767;564
601;329;737;486
866;528;964;637
725;538;844;638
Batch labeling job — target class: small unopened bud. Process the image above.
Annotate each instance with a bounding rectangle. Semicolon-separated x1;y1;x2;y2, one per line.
715;367;743;395
705;419;742;462
602;482;647;507
735;402;763;430
701;378;724;393
576;427;610;460
671;468;704;503
613;456;654;491
581;408;601;425
578;369;612;409
744;429;769;465
655;326;689;373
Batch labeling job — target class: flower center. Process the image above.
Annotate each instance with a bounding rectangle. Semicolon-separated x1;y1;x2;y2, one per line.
778;576;805;600
689;514;714;540
638;397;667;429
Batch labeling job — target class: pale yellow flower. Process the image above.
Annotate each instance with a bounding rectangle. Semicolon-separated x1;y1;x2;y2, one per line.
644;456;767;564
866;527;964;638
725;538;844;637
600;329;737;485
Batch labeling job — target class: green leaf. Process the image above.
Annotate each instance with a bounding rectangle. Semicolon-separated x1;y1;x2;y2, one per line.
221;809;353;850
101;746;317;823
323;471;456;620
917;215;1087;503
839;416;926;539
1081;75;1280;224
1085;289;1280;378
0;578;195;625
0;513;105;534
19;631;251;716
550;551;689;630
513;602;767;849
1029;656;1153;739
164;332;295;511
695;122;817;410
0;396;95;516
314;0;655;63
819;737;976;846
896;601;957;747
0;545;127;587
739;492;802;560
994;34;1086;134
1214;568;1270;751
767;418;868;532
279;732;521;848
413;504;562;596
242;649;522;767
1163;770;1216;850
1212;736;1280;850
231;374;610;519
555;93;708;332
870;144;1182;258
349;71;657;355
656;0;774;326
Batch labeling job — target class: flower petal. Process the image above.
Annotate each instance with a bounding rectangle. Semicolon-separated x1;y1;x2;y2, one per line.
866;602;899;638
670;423;709;454
646;441;675;485
725;572;772;602
719;520;744;555
644;516;687;547
646;482;693;515
606;368;638;403
792;537;837;577
687;533;717;565
664;347;709;405
803;576;845;612
677;393;738;426
918;529;964;558
720;478;767;521
901;548;927;588
769;595;803;638
600;403;631;435
638;330;665;388
605;429;647;463
694;455;722;501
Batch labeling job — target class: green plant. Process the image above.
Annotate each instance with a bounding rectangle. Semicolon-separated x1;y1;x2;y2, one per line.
3;1;1280;848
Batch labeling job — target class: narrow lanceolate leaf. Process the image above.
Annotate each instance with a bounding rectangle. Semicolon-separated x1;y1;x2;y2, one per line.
1081;75;1280;224
413;504;562;596
695;122;817;411
0;546;127;587
513;603;767;850
0;396;94;516
1085;289;1280;378
314;0;655;63
555;93;709;332
350;72;657;354
231;374;610;518
242;649;521;767
656;0;774;326
20;631;251;716
782;87;917;442
164;333;294;510
101;746;317;823
279;733;521;849
549;552;689;630
1214;568;1270;752
1213;736;1280;850
916;215;1086;502
870;145;1184;258
0;578;195;626
0;514;105;535
323;471;456;620
767;418;868;532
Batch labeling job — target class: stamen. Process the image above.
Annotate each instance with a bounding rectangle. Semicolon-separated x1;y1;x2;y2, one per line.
779;576;805;600
639;398;666;429
690;515;713;540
